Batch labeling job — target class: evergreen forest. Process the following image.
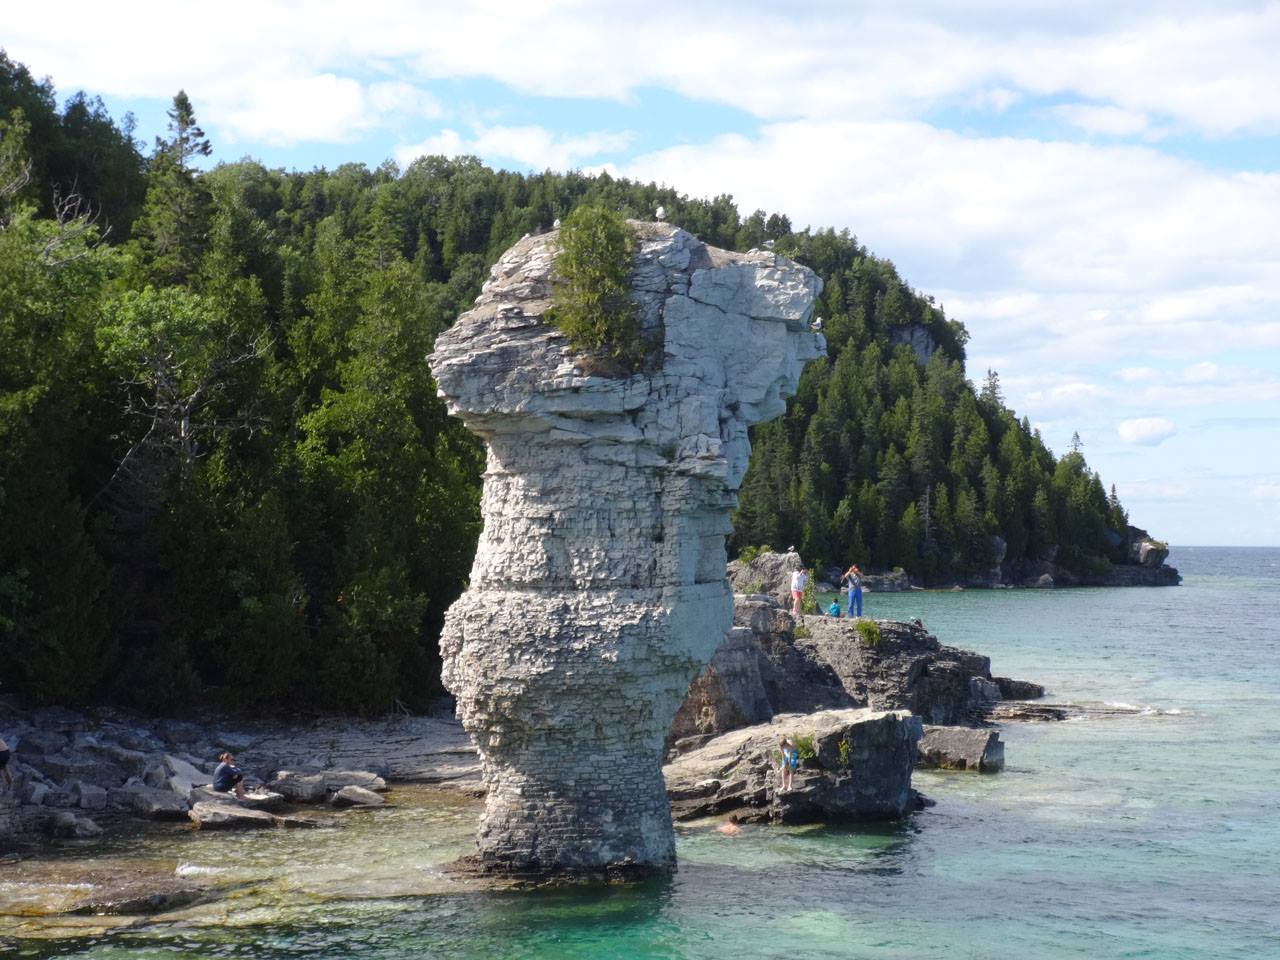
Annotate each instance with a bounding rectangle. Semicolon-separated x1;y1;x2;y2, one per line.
1;54;1132;711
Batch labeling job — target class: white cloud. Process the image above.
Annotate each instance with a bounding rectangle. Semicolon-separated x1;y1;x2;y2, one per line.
5;1;1280;142
1118;367;1159;383
1054;104;1151;137
1251;482;1280;500
395;124;634;171
1118;417;1177;445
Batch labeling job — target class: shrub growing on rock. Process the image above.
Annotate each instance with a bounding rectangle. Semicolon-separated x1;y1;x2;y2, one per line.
856;619;882;648
548;205;642;370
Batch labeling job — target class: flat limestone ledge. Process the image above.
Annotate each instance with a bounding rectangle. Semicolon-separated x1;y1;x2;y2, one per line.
916;725;1005;772
664;708;922;824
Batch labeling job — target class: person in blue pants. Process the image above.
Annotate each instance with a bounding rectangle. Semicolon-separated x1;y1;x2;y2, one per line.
840;564;863;617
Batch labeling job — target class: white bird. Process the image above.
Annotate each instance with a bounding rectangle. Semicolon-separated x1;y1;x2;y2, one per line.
553;218;561;229
810;316;824;332
763;239;775;250
655;205;667;222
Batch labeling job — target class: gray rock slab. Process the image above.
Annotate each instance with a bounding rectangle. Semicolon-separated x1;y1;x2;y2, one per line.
188;801;277;830
917;725;1005;772
188;786;285;811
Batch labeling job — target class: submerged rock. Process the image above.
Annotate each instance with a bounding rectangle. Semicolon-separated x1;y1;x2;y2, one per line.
664;708;922;823
330;785;385;808
429;221;823;878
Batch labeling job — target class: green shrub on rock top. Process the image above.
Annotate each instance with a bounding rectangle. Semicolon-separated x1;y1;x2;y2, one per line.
548;205;642;371
856;618;882;648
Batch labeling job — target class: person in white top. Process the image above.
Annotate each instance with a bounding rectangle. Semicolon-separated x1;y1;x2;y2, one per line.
789;568;807;618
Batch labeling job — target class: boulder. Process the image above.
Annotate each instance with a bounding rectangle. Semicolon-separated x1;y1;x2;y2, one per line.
860;568;912;592
45;811;103;838
268;770;387;802
162;754;209;796
39;753;125;787
15;729;67;756
994;677;1046;700
71;781;109;811
1034;574;1055;588
188;801;276;830
726;549;804;605
916;725;1005;772
113;786;191;821
330;785;385;808
664;708;922;824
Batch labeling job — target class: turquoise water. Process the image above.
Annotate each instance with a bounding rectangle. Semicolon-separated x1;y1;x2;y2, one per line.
9;547;1280;959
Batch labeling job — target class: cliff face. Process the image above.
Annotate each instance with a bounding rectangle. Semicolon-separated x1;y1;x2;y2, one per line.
427;222;822;877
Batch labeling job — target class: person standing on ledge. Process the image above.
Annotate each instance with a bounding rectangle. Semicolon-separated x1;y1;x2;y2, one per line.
779;737;798;793
212;752;248;800
841;564;863;618
790;565;808;618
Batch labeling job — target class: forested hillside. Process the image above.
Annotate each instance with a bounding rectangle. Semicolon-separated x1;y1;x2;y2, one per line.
1;54;1130;711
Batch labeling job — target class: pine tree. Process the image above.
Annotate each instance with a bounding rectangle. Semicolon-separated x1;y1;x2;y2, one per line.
131;91;212;284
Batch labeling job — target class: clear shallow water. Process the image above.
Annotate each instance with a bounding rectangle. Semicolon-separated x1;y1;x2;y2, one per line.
6;547;1279;959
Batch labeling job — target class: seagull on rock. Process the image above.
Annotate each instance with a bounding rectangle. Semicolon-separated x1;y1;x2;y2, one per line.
810;316;824;332
655;205;667;222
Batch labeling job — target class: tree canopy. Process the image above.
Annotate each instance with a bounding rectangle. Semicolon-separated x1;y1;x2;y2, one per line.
0;54;1135;710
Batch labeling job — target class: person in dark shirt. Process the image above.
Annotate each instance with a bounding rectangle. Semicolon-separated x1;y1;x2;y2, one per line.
212;752;247;799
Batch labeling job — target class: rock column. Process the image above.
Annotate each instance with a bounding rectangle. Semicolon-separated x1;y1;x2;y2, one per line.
428;222;822;877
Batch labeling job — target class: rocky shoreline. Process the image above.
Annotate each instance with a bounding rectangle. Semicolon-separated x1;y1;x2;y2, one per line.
0;703;481;849
731;533;1180;597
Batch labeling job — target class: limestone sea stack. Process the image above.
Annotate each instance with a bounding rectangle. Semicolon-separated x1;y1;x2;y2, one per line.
428;222;823;878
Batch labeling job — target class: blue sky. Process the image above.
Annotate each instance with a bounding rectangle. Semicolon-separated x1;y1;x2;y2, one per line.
7;1;1279;545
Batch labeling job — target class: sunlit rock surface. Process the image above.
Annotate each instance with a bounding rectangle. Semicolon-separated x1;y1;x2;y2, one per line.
428;222;823;877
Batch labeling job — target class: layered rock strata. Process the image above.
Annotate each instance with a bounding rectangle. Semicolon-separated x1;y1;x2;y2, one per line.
428;223;823;877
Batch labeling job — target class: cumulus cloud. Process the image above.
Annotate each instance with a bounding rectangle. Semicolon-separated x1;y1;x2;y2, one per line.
395;124;634;171
1118;418;1177;445
6;1;1280;141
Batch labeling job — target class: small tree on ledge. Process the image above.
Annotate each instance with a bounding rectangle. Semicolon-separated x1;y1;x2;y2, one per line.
548;205;642;372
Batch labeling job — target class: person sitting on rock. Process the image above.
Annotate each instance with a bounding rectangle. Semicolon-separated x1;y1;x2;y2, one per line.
0;736;11;789
826;599;841;617
779;737;798;793
212;752;248;800
789;567;807;618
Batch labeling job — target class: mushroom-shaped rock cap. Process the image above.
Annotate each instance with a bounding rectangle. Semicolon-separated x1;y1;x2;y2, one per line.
429;221;823;491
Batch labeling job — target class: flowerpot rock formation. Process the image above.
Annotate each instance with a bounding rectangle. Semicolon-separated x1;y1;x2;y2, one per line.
428;221;823;878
